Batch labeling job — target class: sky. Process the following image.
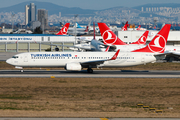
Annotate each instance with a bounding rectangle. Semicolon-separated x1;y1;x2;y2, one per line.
1;0;180;10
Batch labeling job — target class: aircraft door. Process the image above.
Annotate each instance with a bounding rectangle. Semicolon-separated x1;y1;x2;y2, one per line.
24;55;28;62
141;54;145;63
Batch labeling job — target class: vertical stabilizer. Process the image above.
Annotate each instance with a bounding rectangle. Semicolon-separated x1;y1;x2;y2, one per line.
132;24;171;53
122;21;129;31
130;31;149;45
98;23;127;45
56;23;70;35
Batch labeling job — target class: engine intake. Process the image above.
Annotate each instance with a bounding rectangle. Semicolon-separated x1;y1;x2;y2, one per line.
55;47;59;51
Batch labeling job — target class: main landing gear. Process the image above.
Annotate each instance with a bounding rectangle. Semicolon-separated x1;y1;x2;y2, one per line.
87;68;93;73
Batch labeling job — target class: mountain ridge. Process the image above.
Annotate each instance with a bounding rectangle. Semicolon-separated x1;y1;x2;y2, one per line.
2;1;180;16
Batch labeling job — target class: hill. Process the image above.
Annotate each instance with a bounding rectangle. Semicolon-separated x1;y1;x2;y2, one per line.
133;3;180;11
0;1;96;16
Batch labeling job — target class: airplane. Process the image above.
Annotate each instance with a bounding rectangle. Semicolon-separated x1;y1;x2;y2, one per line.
56;23;70;35
98;23;175;52
136;25;147;31
6;24;170;73
67;22;91;36
98;23;180;61
121;21;129;31
68;22;148;51
38;22;104;52
76;23;85;28
98;23;149;46
130;31;149;45
51;22;148;52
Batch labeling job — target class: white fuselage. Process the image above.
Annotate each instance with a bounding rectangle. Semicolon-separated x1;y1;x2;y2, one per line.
6;51;161;69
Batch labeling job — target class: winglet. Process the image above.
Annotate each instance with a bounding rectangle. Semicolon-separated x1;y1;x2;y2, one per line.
105;46;110;52
56;23;70;35
110;49;120;60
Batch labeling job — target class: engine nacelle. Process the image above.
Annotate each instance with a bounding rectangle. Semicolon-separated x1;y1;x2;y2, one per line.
55;47;59;51
65;63;82;71
109;45;117;51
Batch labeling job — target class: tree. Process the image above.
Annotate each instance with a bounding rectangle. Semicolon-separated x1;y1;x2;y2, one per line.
33;26;42;34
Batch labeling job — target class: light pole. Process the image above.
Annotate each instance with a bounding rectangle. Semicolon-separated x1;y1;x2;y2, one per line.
11;13;15;32
74;14;78;44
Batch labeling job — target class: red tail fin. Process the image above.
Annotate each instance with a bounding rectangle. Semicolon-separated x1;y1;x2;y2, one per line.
93;22;95;39
122;21;128;31
130;31;149;45
56;23;70;35
136;25;141;30
84;26;89;32
98;23;127;45
132;24;171;53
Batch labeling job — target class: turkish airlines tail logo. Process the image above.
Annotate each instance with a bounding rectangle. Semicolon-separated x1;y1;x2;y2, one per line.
131;31;149;45
122;21;129;31
132;24;171;53
56;23;70;35
98;23;127;45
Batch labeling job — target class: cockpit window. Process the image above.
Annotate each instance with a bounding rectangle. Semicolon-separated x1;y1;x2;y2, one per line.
12;56;18;59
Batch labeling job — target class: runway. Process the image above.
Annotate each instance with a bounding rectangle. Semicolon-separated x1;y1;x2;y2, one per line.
0;70;180;78
0;118;179;120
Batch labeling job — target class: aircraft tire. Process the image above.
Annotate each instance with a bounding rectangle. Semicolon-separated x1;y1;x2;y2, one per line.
87;68;93;73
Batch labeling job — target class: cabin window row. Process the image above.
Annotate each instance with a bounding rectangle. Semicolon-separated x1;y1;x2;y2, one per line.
31;56;134;59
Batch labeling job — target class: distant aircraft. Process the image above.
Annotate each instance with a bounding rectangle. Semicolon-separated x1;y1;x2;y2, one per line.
121;21;129;31
76;23;85;28
67;22;91;36
136;25;147;31
130;31;149;45
56;23;70;35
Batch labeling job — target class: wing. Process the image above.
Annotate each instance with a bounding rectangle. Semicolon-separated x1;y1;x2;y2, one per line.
80;49;120;67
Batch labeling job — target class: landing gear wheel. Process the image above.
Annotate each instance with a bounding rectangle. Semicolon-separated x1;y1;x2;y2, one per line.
87;68;93;73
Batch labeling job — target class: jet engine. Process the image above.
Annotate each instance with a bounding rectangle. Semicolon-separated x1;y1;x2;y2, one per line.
55;47;59;51
65;63;82;71
109;45;117;51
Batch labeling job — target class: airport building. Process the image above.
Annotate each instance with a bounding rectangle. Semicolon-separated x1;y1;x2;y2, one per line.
0;34;75;52
0;34;102;52
1;30;180;53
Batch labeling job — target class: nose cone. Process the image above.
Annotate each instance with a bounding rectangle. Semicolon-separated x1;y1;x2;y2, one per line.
6;58;12;65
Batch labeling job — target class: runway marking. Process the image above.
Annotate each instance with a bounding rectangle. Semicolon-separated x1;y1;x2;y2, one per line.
51;76;55;78
100;118;109;120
